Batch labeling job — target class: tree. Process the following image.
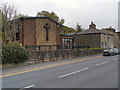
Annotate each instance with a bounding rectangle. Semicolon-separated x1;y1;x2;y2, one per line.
16;13;28;18
36;10;65;24
76;23;83;33
1;3;18;44
62;26;76;34
0;10;2;31
0;10;2;42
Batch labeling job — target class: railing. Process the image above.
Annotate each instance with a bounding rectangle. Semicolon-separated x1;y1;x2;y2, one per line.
74;46;91;49
24;45;91;51
24;45;61;51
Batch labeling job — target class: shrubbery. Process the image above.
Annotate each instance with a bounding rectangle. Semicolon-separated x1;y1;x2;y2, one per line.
2;43;29;64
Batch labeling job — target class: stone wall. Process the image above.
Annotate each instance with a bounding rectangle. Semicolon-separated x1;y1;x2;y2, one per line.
100;34;113;48
36;18;57;45
117;32;120;51
74;34;101;48
102;29;118;48
28;49;103;63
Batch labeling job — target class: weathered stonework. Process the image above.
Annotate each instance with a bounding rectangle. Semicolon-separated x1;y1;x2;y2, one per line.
36;18;57;45
28;49;103;64
102;28;118;48
100;34;113;48
74;22;114;49
117;32;120;50
74;34;101;48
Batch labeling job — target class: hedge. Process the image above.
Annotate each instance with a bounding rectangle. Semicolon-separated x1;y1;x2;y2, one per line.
2;43;29;64
89;47;104;50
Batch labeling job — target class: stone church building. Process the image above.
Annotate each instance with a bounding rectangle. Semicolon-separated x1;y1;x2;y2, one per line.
16;17;63;50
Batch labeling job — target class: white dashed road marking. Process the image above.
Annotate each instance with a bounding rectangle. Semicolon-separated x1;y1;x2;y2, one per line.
58;68;88;78
24;85;35;89
103;61;109;64
97;61;109;66
113;58;118;61
18;85;35;90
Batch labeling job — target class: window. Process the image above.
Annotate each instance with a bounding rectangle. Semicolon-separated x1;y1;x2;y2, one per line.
102;42;106;48
105;43;107;48
62;38;73;49
16;24;20;41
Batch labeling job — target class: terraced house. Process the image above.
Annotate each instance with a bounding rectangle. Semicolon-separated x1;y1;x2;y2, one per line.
74;22;114;49
102;27;120;49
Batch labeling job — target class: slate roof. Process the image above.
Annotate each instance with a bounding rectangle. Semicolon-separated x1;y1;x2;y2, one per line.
75;28;109;35
18;17;63;27
61;32;76;37
61;28;112;37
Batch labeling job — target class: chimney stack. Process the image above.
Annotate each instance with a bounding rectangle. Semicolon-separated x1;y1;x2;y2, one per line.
89;21;96;29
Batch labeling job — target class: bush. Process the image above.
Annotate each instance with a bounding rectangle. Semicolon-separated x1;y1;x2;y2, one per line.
2;43;29;64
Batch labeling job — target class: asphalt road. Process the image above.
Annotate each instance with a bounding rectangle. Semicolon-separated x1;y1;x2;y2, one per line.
2;54;119;89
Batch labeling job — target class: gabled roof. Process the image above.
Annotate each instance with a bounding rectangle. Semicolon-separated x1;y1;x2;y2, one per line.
18;17;63;27
75;21;112;35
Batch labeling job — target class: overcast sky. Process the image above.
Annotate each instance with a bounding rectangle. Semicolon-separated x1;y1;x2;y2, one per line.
1;0;119;31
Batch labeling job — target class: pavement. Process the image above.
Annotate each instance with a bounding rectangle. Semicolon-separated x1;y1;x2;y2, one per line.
2;54;102;75
1;54;119;89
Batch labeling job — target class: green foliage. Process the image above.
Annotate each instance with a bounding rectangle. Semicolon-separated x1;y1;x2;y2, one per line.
2;32;6;42
62;26;76;34
76;23;82;33
90;47;104;50
0;10;2;31
2;43;29;64
59;18;64;25
1;11;7;32
16;13;28;18
36;10;65;24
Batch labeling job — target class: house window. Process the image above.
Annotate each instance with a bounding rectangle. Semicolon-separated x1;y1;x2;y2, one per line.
102;43;103;48
102;42;106;48
105;43;107;48
62;38;73;49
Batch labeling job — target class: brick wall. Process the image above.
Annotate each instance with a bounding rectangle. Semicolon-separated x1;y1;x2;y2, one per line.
19;19;36;46
19;21;23;45
56;25;62;46
18;18;63;50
